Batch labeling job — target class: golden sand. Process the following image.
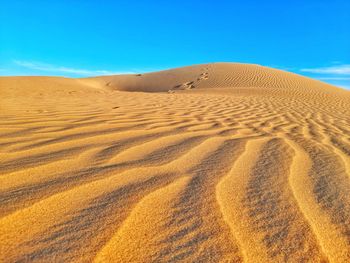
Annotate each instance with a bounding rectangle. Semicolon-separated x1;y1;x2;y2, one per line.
0;63;349;262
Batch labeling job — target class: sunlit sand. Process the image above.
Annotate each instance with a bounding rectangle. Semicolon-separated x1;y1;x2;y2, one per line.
1;63;349;262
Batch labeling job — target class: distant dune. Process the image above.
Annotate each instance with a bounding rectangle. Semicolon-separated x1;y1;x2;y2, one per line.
0;63;349;262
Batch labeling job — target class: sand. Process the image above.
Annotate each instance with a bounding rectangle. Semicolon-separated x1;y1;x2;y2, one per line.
0;63;349;262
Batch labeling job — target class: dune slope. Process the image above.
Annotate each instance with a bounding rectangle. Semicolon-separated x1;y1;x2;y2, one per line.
0;63;349;262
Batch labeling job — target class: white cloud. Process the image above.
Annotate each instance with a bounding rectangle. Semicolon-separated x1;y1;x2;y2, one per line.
13;60;134;76
317;77;350;80
333;83;350;90
301;64;350;75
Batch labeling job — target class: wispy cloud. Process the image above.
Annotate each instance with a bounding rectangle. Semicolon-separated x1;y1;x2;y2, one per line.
13;60;134;76
317;77;350;80
301;64;350;75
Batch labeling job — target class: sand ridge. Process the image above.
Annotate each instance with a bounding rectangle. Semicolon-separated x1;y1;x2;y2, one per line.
0;63;350;262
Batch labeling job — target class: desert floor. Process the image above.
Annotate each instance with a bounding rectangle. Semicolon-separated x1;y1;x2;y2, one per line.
0;63;349;262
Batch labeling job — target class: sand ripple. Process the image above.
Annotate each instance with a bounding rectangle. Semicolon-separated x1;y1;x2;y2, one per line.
1;63;349;262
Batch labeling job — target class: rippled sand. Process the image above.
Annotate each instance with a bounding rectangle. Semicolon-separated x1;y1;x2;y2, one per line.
1;63;349;262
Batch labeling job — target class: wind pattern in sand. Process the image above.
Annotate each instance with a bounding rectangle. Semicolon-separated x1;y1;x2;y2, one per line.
1;63;350;262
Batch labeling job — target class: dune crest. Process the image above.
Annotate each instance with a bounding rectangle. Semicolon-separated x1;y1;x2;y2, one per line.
0;63;349;262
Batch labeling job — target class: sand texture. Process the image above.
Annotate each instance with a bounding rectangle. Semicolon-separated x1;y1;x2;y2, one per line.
0;63;350;262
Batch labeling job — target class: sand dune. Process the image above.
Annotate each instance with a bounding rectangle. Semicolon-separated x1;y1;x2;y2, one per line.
0;63;349;262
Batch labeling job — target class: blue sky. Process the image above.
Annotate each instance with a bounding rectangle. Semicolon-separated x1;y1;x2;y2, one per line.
1;0;349;89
